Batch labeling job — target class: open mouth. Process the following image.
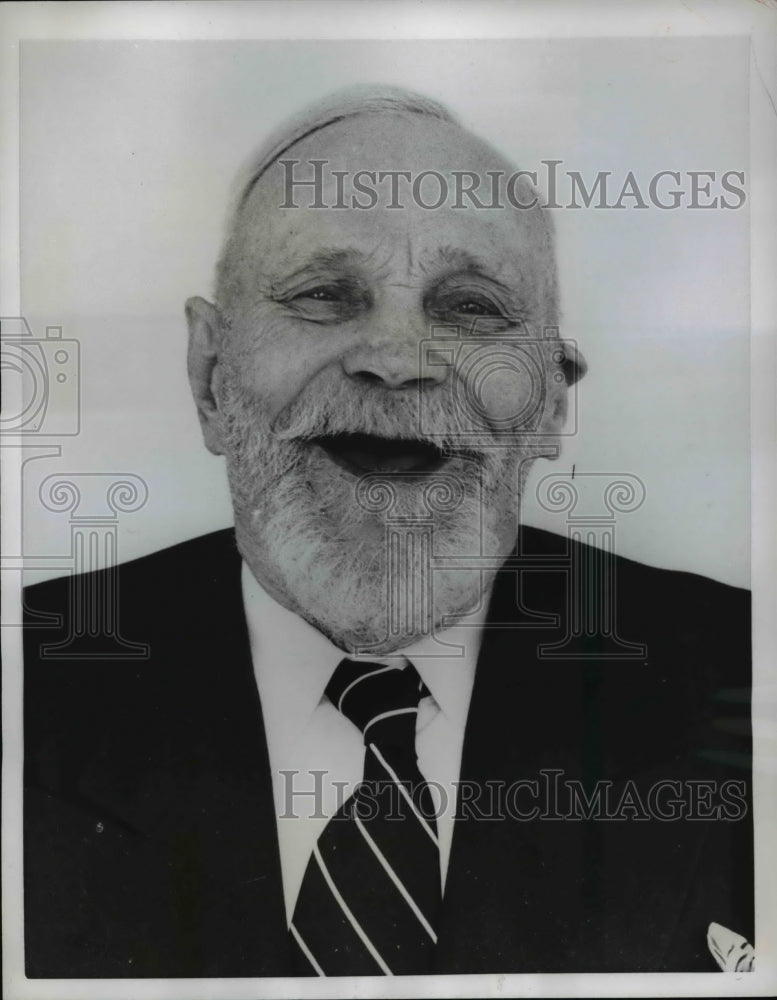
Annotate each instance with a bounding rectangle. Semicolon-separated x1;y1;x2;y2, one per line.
311;432;449;475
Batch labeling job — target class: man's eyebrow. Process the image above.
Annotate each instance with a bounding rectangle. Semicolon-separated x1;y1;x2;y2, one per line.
421;246;496;276
421;246;516;298
279;247;371;279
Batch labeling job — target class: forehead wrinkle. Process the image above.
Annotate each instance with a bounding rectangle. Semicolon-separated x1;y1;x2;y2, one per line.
404;231;415;273
420;246;484;275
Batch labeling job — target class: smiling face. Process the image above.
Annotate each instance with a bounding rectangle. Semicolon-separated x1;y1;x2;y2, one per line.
187;110;570;653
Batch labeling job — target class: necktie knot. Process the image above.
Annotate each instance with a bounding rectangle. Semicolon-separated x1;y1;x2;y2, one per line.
326;658;428;749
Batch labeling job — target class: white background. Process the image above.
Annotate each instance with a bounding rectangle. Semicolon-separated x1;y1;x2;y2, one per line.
19;35;750;586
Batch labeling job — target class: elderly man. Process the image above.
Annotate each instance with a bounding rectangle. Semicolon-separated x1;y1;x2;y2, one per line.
24;87;752;978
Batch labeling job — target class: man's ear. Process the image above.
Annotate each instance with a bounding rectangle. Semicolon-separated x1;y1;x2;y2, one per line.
185;295;226;456
561;341;588;387
539;340;587;456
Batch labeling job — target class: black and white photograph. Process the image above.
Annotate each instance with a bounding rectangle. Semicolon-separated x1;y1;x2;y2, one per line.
1;2;776;997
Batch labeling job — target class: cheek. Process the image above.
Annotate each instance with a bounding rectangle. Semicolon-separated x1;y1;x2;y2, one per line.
456;347;549;429
477;368;533;425
227;311;345;422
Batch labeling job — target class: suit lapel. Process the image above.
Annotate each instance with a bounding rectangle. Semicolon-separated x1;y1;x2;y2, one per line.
434;543;588;971
178;531;290;974
78;529;291;975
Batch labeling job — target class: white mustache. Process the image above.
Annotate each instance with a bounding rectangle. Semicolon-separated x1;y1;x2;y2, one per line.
269;380;499;454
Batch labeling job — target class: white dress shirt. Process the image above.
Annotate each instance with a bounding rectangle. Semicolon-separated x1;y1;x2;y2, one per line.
241;561;488;924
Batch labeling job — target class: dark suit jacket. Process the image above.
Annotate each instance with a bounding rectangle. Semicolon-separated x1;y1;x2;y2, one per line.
23;527;753;977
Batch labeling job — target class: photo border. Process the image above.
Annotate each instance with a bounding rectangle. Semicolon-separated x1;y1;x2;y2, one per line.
2;2;775;998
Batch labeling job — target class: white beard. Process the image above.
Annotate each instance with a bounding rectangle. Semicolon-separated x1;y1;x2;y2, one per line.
218;365;537;653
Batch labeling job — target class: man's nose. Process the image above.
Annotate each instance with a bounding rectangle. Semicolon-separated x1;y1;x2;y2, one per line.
341;308;448;390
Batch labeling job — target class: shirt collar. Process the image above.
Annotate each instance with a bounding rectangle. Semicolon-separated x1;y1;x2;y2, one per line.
241;562;342;749
406;611;487;728
241;561;489;746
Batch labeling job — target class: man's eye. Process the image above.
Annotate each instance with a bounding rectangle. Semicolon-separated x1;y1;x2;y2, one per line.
430;295;507;323
281;281;369;323
298;286;344;302
450;298;502;316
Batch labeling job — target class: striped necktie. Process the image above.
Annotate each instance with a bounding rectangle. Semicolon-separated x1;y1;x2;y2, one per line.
289;657;441;976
